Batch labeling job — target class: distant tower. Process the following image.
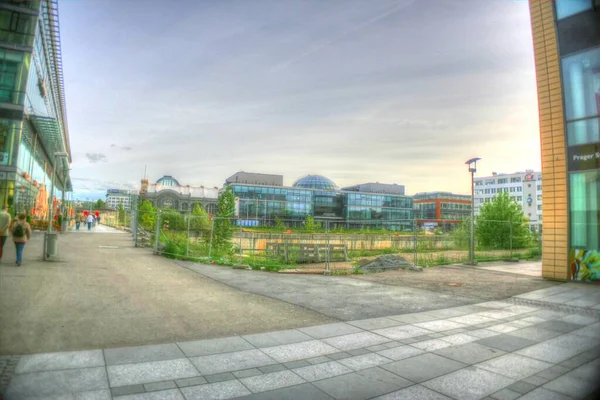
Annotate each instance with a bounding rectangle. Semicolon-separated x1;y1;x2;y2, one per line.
140;178;149;195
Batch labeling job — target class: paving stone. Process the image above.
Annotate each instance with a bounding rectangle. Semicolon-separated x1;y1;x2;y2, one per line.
73;390;112;400
528;310;568;320
205;372;237;383
104;344;184;367
569;358;600;381
468;329;501;339
443;328;469;335
190;349;276;375
242;329;312;348
426;308;469;319
234;382;334;400
377;345;424;361
397;337;419;344
175;376;207;388
410;339;453;352
428;332;446;339
107;358;198;387
476;354;553;380
423;367;515;400
298;323;364;339
339;353;391;371
113;389;184;400
449;314;498;326
560;353;597;369
476;334;537;352
487;324;520;333
507;380;537;394
516;387;576;400
441;333;478;345
571;322;600;338
262;340;338;363
143;380;177;392
559;314;598;326
509;327;562;341
412;335;434;341
382;341;403;348
434;343;506;365
414;320;467;332
180;380;251;399
348;317;403;330
292;361;353;382
543;374;598;399
490;388;521;400
373;325;433;340
535;364;571;380
534;320;582;333
327;352;352;361
388;312;439;324
240;370;305;393
520;316;547;324
366;344;389;352
381;353;465;383
177;336;254;357
506;319;534;328
518;337;599;364
476;310;518;320
478;301;513;309
258;364;287;374
306;356;331;365
110;384;145;396
521;375;549;386
16;350;105;373
283;360;310;369
323;332;389;351
5;367;108;398
233;368;262;379
314;367;412;400
347;348;371;356
373;384;452;399
504;305;539;315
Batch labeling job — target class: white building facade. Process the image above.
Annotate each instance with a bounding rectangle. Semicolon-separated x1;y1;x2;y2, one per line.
106;189;134;210
474;170;542;224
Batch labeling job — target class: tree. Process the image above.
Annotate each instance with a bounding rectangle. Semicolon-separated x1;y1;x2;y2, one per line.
118;203;125;225
94;199;106;210
161;208;184;230
274;216;286;231
304;216;320;232
476;192;532;249
189;202;210;234
138;200;156;230
213;186;235;253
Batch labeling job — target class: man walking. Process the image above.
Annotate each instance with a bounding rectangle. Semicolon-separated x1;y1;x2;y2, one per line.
12;213;31;266
0;206;10;262
87;213;94;230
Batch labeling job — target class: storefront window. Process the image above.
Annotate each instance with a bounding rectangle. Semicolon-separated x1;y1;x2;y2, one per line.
569;171;600;281
562;46;600;145
0;49;29;105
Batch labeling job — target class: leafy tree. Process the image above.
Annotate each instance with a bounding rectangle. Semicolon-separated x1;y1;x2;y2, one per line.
118;203;125;225
161;208;184;230
274;216;286;231
213;186;235;253
304;216;321;232
476;192;532;249
138;200;156;230
94;199;106;210
451;220;470;250
190;202;210;234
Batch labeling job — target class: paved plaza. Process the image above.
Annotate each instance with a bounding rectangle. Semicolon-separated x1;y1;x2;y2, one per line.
2;283;600;399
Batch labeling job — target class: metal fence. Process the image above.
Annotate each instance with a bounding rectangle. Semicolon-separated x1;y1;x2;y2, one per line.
123;210;542;273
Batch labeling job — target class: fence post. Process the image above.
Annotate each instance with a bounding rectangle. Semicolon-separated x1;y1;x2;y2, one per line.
208;218;214;259
413;217;417;267
132;204;138;247
238;224;243;264
325;221;330;275
509;221;513;259
186;215;191;257
154;209;161;255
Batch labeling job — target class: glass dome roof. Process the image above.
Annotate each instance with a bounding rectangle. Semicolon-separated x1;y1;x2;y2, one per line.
156;175;180;187
293;174;338;190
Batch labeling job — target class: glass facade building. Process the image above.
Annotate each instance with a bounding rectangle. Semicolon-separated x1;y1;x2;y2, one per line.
413;192;472;230
0;0;71;215
229;175;413;230
529;0;599;281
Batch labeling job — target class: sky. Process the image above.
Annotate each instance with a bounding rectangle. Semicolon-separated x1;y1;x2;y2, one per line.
59;0;541;200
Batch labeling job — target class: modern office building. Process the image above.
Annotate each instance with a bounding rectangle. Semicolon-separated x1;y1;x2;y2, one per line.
105;189;135;210
413;192;471;230
473;170;543;223
342;182;405;196
225;171;283;187
0;0;71;215
529;0;599;281
227;173;413;230
140;175;219;214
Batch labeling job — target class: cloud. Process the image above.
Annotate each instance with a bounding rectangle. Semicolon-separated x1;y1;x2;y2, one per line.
85;153;107;163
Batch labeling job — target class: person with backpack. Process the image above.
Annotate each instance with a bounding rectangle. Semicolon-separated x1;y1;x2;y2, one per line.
12;213;31;266
0;205;11;262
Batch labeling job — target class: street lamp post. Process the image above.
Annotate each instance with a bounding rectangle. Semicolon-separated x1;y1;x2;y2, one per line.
465;157;481;266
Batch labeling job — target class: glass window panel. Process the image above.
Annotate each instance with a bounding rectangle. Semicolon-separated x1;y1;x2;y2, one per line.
555;0;593;19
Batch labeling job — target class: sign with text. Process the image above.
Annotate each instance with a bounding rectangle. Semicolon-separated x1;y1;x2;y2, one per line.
568;143;600;172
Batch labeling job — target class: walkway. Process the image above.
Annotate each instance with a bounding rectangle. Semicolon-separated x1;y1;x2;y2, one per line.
3;284;600;399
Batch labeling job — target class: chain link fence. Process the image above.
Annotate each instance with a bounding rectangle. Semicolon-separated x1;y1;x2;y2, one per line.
126;211;542;274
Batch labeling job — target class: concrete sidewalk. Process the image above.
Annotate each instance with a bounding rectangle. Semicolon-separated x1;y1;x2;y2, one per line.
3;284;599;400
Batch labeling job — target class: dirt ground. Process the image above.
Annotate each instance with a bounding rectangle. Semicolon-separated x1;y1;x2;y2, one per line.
352;263;558;300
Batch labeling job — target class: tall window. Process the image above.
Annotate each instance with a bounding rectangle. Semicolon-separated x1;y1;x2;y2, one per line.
562;46;600;145
555;0;594;19
570;171;599;250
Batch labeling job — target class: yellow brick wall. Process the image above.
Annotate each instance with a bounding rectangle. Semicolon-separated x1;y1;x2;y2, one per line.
529;1;568;280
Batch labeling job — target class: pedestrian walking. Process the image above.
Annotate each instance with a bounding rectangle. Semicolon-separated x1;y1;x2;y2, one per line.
87;213;94;230
75;212;81;230
0;206;11;262
79;212;86;230
12;213;31;266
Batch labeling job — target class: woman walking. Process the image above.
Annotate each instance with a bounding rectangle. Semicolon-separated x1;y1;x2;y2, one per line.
12;213;31;266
